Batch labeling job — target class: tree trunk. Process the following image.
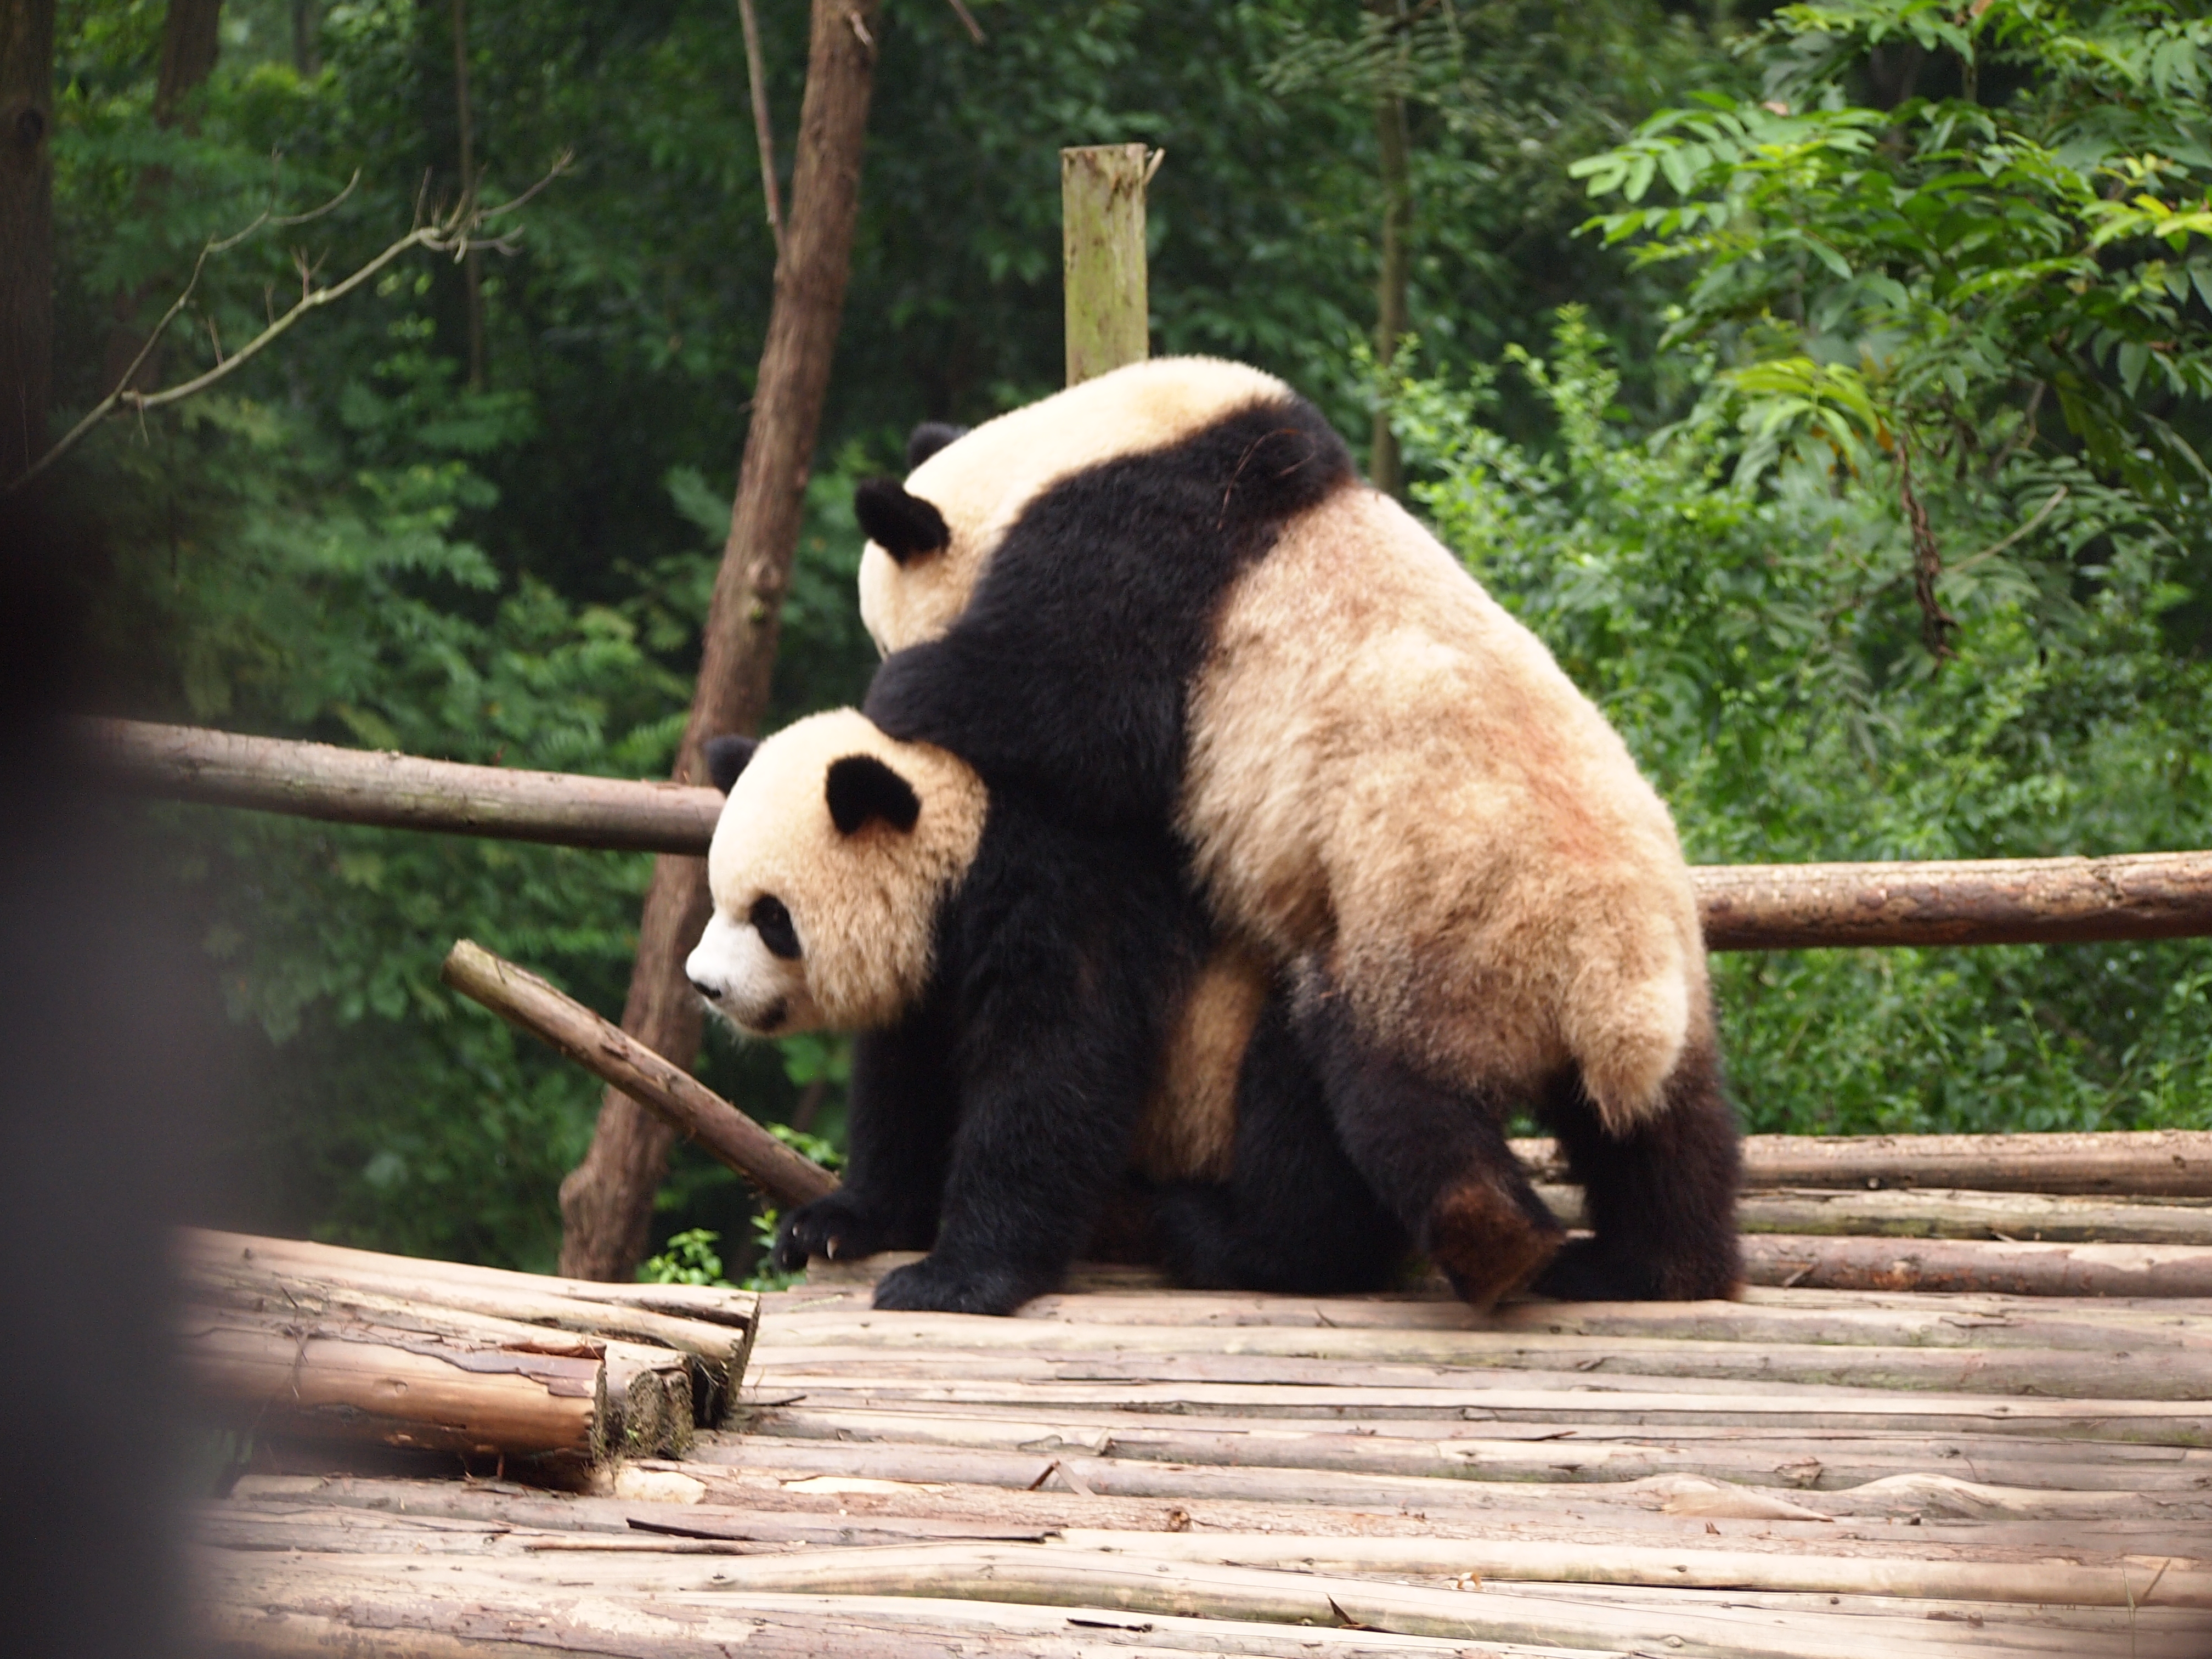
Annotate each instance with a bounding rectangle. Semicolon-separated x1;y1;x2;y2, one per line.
153;0;224;125
557;0;882;1280
101;0;225;394
1369;1;1411;495
0;0;55;484
291;1;321;76
449;0;484;390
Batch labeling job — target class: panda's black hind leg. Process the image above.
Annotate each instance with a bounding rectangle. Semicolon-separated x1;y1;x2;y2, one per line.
1530;1040;1742;1302
1291;979;1564;1311
1152;997;1408;1295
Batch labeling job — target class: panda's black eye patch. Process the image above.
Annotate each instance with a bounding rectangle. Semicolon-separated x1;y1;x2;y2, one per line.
749;895;802;960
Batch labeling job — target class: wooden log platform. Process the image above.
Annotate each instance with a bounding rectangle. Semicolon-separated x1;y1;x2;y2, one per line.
195;1241;2212;1657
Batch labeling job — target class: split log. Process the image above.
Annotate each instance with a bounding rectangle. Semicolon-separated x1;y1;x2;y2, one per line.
1510;1128;2212;1195
181;1277;692;1458
1054;1528;2212;1609
750;1307;2212;1403
777;1282;2210;1352
704;1430;2211;1508
180;1302;605;1464
1693;849;2212;948
441;939;835;1210
202;1549;1848;1659
179;1227;756;1425
220;1538;2192;1654
1743;1233;2212;1298
91;718;723;853
1538;1184;2212;1244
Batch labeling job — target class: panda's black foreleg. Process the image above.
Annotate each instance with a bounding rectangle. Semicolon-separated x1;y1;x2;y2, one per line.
1290;978;1564;1311
872;814;1200;1316
1530;1040;1743;1302
772;1004;958;1273
1153;996;1409;1294
865;634;1182;832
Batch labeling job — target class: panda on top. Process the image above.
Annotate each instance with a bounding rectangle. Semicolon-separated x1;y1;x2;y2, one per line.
684;710;1404;1315
847;357;1742;1310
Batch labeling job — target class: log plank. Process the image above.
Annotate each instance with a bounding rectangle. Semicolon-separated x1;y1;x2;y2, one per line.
95;721;2212;949
94;718;725;853
1513;1130;2212;1196
180;1309;604;1463
441;939;836;1210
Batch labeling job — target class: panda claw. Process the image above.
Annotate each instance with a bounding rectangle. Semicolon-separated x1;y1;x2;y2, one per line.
872;1255;1049;1316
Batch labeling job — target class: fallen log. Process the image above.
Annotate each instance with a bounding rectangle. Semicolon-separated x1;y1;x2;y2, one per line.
1056;1528;2212;1609
95;719;2212;950
91;718;724;853
1742;1233;2212;1297
441;939;836;1210
1511;1128;2212;1196
206;1547;1980;1659
1694;850;2212;949
178;1227;756;1425
180;1302;606;1465
180;1273;695;1458
1537;1184;2212;1245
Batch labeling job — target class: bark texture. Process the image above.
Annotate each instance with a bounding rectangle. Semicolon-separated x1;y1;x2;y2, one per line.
1060;143;1150;386
444;939;838;1211
558;0;880;1279
93;718;725;850
102;0;224;393
0;0;56;483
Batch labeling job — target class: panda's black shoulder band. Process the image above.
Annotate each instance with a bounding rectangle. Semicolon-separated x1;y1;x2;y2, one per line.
826;753;923;836
855;477;951;565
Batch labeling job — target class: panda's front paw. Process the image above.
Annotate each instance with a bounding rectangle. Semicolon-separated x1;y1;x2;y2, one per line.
772;1193;898;1273
871;1254;1050;1316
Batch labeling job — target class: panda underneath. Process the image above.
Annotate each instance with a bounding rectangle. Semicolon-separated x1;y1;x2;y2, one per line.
684;710;1405;1314
850;356;1743;1308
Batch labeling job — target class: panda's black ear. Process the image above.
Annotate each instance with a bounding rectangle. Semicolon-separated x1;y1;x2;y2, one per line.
703;734;759;794
826;754;922;836
854;477;950;565
906;421;968;470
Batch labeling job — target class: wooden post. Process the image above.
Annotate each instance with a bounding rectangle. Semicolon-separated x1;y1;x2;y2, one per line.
0;0;55;483
1061;144;1154;386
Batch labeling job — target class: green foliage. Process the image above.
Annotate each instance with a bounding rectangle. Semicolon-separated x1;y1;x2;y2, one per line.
1572;0;2212;518
1395;310;2212;1135
637;1227;730;1288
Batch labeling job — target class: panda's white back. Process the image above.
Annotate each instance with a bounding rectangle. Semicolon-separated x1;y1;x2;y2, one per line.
857;357;1290;656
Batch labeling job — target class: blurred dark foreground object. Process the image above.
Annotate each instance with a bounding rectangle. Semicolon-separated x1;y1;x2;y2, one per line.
2;492;221;1659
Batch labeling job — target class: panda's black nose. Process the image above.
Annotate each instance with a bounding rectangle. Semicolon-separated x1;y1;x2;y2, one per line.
689;974;722;1001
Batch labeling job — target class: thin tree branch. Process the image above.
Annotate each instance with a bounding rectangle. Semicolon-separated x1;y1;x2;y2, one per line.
4;159;565;494
737;0;785;259
943;0;984;43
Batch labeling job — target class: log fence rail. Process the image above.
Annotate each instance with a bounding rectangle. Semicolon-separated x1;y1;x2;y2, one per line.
91;718;2212;950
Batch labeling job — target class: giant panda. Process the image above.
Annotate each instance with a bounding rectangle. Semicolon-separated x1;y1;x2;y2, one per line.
682;709;1406;1314
852;358;1742;1306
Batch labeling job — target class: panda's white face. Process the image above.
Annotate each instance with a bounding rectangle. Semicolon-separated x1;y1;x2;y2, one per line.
686;902;821;1037
856;356;1293;656
686;709;989;1040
